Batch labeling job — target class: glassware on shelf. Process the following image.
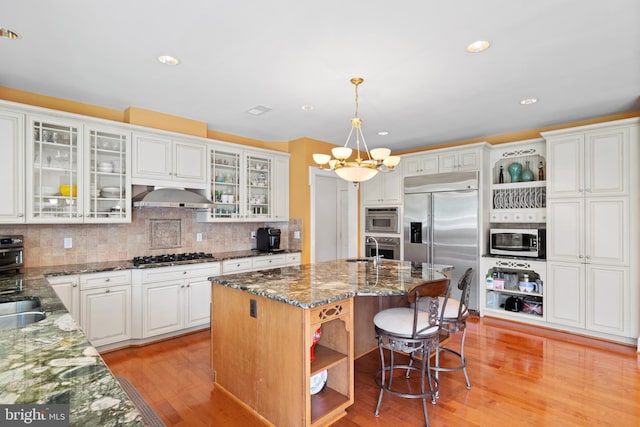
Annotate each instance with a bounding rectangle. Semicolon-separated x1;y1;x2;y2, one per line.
498;165;504;183
522;161;534;182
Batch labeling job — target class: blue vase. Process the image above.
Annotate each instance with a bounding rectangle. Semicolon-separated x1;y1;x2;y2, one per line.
508;162;522;182
522;161;534;182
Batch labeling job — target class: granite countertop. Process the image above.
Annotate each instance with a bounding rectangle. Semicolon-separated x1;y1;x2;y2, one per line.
0;249;301;426
0;271;146;426
210;259;452;309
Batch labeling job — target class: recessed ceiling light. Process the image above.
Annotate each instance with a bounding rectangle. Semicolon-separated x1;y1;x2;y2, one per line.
0;27;20;40
157;55;180;65
466;40;491;53
246;105;272;115
301;105;314;111
377;131;389;136
520;98;538;105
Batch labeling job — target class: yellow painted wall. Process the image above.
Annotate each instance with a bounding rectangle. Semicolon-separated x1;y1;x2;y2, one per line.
124;106;208;137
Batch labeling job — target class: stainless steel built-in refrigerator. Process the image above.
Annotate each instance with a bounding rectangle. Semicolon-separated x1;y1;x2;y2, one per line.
404;172;479;311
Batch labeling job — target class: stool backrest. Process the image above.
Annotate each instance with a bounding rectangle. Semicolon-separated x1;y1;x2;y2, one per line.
456;268;474;319
406;278;451;338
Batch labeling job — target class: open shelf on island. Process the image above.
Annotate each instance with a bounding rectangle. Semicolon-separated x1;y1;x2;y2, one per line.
312;345;347;375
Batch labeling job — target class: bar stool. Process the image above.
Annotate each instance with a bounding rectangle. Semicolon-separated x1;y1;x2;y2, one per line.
429;267;474;398
373;278;450;427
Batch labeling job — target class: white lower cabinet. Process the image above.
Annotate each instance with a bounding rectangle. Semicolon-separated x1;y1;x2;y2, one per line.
222;257;253;274
222;252;302;274
138;263;221;338
252;254;286;270
285;252;301;266
142;280;184;337
586;265;629;336
79;270;132;347
547;261;630;337
48;275;80;322
546;262;584;328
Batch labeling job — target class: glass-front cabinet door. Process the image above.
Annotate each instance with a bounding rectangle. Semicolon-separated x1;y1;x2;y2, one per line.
245;154;272;219
210;149;241;219
27;116;83;222
85;127;130;222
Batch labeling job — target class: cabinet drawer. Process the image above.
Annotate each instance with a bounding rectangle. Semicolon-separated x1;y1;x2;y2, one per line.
80;271;131;290
222;258;253;274
253;255;286;270
285;252;301;266
141;262;221;282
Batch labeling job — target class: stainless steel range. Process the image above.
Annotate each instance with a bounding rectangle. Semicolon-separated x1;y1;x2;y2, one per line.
132;252;215;266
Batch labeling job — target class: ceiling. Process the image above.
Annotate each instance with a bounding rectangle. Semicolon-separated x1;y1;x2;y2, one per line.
3;1;639;152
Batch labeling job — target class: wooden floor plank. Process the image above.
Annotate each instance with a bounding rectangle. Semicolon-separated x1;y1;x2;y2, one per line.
101;317;640;426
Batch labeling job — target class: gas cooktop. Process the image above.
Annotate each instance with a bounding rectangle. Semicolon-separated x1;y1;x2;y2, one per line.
132;252;215;266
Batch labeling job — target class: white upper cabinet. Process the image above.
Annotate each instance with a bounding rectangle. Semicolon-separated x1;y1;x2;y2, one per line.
273;155;290;221
545;124;630;198
84;125;131;223
199;143;289;222
402;144;484;178
361;170;402;206
26;115;84;223
0;109;25;223
438;148;480;173
403;152;438;177
131;132;207;188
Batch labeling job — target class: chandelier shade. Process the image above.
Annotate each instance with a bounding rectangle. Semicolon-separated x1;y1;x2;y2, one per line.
312;77;400;183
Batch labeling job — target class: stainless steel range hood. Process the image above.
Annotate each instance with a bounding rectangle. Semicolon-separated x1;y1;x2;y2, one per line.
132;187;216;209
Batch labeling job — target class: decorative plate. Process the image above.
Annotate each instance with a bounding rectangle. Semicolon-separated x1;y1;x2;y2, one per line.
310;370;328;395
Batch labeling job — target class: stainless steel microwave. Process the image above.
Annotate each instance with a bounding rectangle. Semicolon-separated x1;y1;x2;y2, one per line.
365;207;399;234
490;228;545;259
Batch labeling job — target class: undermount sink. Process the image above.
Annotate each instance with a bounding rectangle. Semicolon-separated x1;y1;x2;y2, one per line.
60;364;107;379
345;258;373;263
0;297;47;331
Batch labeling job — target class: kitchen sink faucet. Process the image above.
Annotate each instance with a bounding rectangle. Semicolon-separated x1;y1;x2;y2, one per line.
366;236;383;267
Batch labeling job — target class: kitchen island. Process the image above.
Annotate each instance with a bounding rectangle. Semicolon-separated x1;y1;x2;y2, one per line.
210;259;450;427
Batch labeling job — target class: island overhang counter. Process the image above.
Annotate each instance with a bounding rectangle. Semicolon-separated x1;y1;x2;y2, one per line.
209;259;450;427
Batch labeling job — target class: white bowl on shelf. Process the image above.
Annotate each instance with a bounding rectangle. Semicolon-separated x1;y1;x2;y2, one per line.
101;187;122;198
40;186;58;196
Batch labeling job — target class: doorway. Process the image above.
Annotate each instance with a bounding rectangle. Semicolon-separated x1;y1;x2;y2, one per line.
309;167;358;262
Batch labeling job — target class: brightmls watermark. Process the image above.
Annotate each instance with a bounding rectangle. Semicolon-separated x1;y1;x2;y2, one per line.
0;405;69;426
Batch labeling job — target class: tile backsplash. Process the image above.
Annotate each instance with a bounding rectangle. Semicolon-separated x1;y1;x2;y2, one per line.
0;210;302;267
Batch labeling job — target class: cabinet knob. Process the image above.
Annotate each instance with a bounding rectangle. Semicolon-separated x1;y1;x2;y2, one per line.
186;284;190;287
578;254;584;259
105;278;110;282
183;271;187;275
181;285;185;288
105;289;110;293
18;213;24;217
73;283;78;287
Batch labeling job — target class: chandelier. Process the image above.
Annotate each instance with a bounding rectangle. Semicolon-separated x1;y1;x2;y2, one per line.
313;77;400;183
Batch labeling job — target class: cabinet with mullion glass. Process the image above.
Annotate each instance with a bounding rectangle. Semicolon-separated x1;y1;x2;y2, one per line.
245;154;272;219
27;117;83;222
85;127;130;222
210;149;241;219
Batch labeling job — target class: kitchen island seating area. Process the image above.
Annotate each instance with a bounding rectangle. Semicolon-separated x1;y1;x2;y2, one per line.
373;277;451;427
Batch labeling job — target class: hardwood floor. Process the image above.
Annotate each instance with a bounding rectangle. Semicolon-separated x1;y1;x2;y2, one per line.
101;317;640;426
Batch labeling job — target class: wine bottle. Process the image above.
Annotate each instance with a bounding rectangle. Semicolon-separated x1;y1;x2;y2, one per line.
538;161;545;181
498;165;504;183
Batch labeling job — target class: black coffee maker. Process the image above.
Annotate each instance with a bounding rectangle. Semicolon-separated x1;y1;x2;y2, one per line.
257;227;282;252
